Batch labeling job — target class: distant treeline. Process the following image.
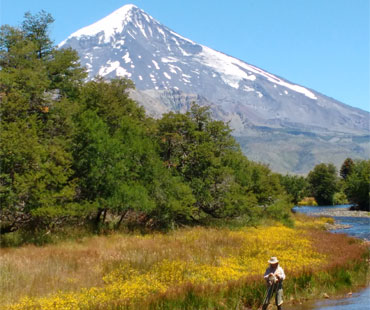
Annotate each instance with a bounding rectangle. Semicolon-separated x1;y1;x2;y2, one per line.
1;12;369;239
280;158;369;210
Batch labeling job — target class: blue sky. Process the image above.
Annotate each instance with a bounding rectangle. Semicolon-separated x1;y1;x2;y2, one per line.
1;0;369;112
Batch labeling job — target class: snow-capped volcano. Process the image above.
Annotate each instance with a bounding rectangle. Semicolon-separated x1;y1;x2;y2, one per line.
60;4;317;99
59;4;369;173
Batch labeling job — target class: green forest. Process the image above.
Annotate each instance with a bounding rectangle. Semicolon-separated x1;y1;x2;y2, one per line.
1;12;369;245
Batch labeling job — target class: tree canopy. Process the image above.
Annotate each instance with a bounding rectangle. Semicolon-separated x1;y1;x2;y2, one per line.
0;11;298;237
307;163;338;205
343;159;370;211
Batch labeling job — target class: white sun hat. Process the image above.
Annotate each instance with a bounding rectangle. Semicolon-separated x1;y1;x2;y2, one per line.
268;257;279;264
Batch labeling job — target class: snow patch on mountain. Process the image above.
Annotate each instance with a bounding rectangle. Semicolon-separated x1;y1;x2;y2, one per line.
122;52;131;63
152;60;160;70
98;60;131;78
163;72;171;80
198;45;317;100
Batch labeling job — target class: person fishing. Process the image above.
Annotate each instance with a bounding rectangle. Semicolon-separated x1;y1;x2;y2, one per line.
262;257;285;310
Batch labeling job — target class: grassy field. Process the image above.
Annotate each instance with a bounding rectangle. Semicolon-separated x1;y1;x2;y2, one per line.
1;215;368;309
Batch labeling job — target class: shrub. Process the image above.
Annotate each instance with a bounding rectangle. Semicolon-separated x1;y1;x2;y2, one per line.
297;197;318;206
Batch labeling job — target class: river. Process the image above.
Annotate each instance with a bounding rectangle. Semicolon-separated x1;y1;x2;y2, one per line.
284;205;370;310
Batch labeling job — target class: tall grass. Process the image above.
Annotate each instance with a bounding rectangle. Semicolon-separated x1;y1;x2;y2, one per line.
0;215;368;309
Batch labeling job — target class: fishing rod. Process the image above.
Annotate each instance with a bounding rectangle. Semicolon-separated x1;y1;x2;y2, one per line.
261;274;278;310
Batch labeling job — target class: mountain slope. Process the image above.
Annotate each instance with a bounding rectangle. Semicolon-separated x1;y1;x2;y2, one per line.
59;4;369;174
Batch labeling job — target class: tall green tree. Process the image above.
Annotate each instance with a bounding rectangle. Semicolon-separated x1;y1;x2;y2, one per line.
340;158;354;180
72;110;154;226
0;114;77;233
79;78;144;132
0;12;86;233
156;105;242;219
344;160;370;211
279;174;309;204
156;104;286;220
0;26;50;119
307;163;338;205
74;79;196;228
21;10;54;59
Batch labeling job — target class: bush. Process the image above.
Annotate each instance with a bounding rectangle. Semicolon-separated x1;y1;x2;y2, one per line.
344;160;370;211
307;163;338;205
265;198;294;227
297;197;318;206
333;191;349;205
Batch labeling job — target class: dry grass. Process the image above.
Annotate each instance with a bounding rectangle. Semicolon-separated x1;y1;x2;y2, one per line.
0;228;247;305
0;215;367;309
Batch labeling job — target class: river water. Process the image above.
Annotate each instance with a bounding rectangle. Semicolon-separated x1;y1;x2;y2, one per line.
283;205;370;310
293;204;370;241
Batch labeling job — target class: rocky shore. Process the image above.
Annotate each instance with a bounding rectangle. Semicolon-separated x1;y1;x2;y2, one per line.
313;208;370;218
309;207;370;231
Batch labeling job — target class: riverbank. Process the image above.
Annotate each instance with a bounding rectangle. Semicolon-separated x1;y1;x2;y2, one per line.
311;208;370;218
293;204;370;218
287;205;370;310
284;286;370;310
1;215;368;310
293;205;370;242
